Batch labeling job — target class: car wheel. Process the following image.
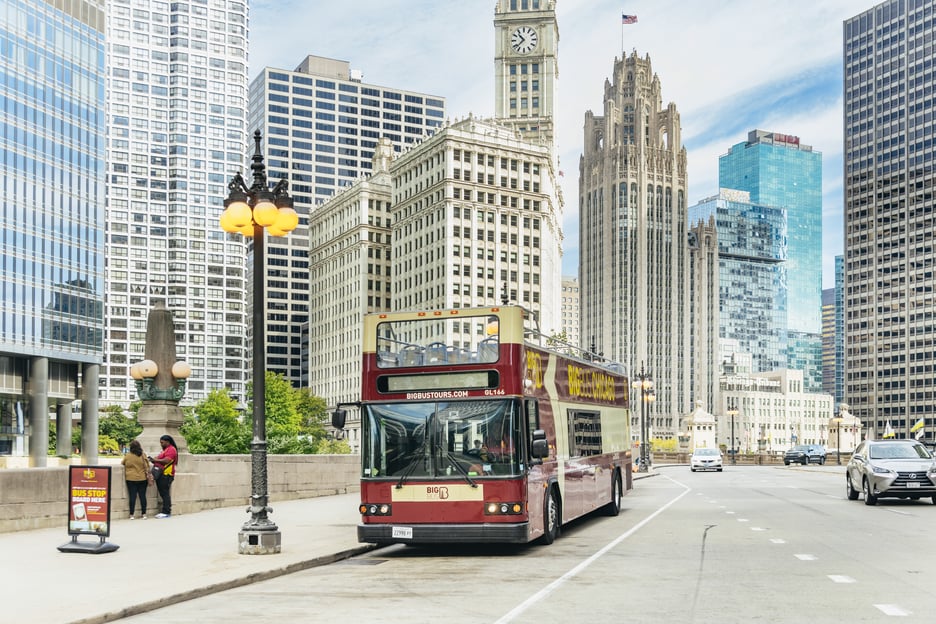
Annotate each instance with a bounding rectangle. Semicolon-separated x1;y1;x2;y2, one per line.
690;467;696;472
932;496;936;505
801;457;807;465
846;474;859;500
819;457;825;465
784;460;789;465
541;487;560;544
863;478;877;506
717;467;723;472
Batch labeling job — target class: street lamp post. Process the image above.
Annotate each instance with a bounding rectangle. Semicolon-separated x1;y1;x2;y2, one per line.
220;130;298;555
727;407;738;465
632;363;654;472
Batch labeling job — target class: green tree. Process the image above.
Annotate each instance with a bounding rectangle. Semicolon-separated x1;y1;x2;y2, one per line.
98;404;143;449
181;388;249;454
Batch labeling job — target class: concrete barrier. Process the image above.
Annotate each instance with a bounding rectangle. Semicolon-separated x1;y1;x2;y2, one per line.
0;453;359;533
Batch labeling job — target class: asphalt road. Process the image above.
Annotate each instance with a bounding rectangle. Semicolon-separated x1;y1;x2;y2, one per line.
119;465;936;623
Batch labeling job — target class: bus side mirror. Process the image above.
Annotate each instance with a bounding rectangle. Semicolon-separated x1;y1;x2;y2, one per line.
332;408;346;430
531;429;548;459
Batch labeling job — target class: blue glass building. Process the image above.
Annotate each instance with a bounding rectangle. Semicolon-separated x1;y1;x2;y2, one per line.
719;130;823;390
689;190;788;375
0;0;105;463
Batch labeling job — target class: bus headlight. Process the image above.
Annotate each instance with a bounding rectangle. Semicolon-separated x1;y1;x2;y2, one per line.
484;501;523;515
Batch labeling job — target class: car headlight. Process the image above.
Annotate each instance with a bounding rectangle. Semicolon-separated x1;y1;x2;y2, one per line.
928;463;936;477
871;465;895;475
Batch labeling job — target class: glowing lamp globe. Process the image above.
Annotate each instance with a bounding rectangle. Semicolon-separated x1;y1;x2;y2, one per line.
267;226;286;237
252;199;279;227
224;201;252;228
130;363;144;380
273;207;299;233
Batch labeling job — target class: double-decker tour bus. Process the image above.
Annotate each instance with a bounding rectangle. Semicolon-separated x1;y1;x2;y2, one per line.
332;305;632;545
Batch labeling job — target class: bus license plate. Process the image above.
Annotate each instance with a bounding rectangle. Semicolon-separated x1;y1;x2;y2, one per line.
907;482;920;488
392;526;413;539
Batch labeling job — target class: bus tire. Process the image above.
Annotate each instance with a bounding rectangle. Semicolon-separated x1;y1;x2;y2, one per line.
541;487;561;545
603;471;622;516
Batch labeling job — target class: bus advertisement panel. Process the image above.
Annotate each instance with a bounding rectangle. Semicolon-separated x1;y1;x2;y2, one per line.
341;305;632;546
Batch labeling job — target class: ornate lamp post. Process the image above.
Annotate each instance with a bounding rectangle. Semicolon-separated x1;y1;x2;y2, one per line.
632;363;654;472
727;405;738;465
220;130;298;555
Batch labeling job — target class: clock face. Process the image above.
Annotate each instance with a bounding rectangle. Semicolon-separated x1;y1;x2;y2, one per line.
511;26;538;54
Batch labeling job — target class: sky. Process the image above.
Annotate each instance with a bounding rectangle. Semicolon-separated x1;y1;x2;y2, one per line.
249;0;866;288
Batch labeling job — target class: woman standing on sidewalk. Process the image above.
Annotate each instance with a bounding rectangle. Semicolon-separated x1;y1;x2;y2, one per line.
150;434;179;519
121;440;150;519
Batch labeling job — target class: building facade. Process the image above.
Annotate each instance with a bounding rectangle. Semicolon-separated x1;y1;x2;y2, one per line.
719;369;834;455
247;56;445;388
688;217;719;416
821;257;845;410
843;0;934;438
579;51;691;439
719;129;823;391
306;140;394;452
389;116;563;334
560;276;579;348
0;0;106;464
102;0;250;407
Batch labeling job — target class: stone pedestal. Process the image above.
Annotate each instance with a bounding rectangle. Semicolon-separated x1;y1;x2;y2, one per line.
238;529;282;555
137;400;188;455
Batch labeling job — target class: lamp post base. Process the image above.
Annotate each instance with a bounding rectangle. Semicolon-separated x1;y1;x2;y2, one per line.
238;528;281;555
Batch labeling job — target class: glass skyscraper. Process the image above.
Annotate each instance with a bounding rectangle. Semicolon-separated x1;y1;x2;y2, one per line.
689;190;788;375
0;0;106;463
719;129;823;390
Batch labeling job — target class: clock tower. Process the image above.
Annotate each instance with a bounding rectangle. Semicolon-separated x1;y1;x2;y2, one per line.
494;0;558;149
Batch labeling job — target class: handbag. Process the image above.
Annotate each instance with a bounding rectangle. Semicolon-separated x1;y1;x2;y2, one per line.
149;465;160;484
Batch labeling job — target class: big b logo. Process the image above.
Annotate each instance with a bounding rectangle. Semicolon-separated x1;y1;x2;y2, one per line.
525;351;544;389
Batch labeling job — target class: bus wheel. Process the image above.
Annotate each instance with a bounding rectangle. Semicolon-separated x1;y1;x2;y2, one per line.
541;487;561;544
603;471;622;516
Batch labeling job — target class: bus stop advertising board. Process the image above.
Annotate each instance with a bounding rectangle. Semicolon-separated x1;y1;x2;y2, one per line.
57;465;119;554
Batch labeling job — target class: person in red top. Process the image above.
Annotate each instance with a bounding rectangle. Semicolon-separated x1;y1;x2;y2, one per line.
150;434;179;518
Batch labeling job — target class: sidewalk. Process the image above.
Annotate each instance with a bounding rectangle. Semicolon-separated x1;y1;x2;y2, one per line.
0;493;373;624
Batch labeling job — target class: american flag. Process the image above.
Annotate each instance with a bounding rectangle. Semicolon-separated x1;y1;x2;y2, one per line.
622;14;638;24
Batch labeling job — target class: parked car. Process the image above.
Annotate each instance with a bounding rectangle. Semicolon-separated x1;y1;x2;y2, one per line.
846;439;936;505
783;444;827;465
690;447;723;472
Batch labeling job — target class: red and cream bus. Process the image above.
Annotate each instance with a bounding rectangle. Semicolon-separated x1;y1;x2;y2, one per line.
333;305;633;545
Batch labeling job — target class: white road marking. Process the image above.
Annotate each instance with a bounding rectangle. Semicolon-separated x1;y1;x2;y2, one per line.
795;554;817;561
750;527;765;531
828;575;856;583
495;475;691;624
874;604;912;616
737;518;749;522
725;510;735;515
770;538;786;544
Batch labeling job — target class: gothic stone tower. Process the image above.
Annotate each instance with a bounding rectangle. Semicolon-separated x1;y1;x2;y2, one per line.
579;52;691;439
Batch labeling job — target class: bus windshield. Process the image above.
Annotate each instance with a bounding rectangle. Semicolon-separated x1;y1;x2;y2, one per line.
362;399;522;479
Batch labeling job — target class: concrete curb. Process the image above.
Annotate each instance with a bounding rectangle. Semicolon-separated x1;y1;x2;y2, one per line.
69;544;380;624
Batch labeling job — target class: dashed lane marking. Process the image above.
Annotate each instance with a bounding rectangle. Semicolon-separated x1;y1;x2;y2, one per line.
828;575;856;583
794;554;817;561
874;604;912;616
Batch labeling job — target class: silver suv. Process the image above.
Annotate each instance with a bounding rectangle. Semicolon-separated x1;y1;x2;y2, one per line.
845;439;936;505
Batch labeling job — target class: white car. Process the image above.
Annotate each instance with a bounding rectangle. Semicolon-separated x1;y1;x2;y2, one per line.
690;447;723;472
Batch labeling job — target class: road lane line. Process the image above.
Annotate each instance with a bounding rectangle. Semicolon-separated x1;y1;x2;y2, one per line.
874;604;912;616
795;554;817;560
770;538;786;544
494;475;691;624
828;575;856;583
